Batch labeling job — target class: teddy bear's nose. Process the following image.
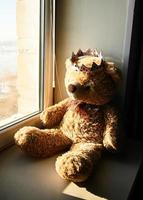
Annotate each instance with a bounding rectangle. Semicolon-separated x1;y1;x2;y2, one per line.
68;84;77;93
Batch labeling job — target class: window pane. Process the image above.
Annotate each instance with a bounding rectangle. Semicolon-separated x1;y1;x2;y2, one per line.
0;0;42;129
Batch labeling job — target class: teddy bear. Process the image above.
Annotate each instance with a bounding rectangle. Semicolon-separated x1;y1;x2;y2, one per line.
14;49;122;182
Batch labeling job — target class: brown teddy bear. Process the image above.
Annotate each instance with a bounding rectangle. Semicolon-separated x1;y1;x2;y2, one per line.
14;49;122;182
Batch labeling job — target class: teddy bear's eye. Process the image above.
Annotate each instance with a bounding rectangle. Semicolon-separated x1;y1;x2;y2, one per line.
84;85;90;90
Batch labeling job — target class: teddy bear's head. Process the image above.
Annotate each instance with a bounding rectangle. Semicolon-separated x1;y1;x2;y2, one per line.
65;49;122;105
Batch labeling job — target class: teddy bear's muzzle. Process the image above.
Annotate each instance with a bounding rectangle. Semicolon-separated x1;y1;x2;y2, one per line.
68;84;77;93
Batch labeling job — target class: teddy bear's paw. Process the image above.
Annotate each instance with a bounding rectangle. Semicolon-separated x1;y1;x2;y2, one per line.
14;126;46;157
103;135;118;153
40;98;71;128
14;126;39;147
55;152;93;182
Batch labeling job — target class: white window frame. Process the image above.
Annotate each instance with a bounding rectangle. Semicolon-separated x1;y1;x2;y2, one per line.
0;0;55;151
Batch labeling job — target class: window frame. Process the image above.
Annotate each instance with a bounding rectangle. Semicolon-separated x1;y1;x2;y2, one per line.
0;0;55;151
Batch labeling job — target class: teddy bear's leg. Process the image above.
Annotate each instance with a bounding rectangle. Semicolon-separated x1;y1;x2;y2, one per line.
14;126;72;158
55;142;103;182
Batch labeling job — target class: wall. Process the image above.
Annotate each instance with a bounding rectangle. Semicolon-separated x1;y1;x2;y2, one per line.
55;0;134;102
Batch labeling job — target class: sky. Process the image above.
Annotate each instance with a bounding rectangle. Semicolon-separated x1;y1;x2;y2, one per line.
0;0;17;76
0;0;17;41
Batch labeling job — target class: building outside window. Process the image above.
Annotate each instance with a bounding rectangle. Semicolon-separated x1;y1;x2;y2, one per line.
0;0;54;149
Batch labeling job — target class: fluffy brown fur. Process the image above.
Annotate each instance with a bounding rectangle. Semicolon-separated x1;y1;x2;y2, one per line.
14;49;122;182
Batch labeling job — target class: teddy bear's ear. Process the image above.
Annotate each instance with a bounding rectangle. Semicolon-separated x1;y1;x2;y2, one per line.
105;61;122;87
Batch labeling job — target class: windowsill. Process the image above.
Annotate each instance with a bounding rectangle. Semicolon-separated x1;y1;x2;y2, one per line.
0;140;142;200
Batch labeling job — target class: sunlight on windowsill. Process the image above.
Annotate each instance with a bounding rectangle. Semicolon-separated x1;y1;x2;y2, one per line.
63;182;107;200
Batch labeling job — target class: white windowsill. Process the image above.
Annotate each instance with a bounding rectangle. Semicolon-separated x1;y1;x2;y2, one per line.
0;140;142;200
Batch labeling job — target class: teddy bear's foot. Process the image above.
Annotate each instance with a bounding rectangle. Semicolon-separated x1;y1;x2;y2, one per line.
14;126;72;158
56;151;93;182
55;142;103;182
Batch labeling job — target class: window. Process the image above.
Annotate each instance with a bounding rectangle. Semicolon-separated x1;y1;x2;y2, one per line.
0;0;42;129
0;0;54;149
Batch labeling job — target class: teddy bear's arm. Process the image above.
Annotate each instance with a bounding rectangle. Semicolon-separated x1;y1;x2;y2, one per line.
40;98;71;128
103;105;120;152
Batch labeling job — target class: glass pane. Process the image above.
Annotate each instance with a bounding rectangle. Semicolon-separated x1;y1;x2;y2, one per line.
0;0;41;128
